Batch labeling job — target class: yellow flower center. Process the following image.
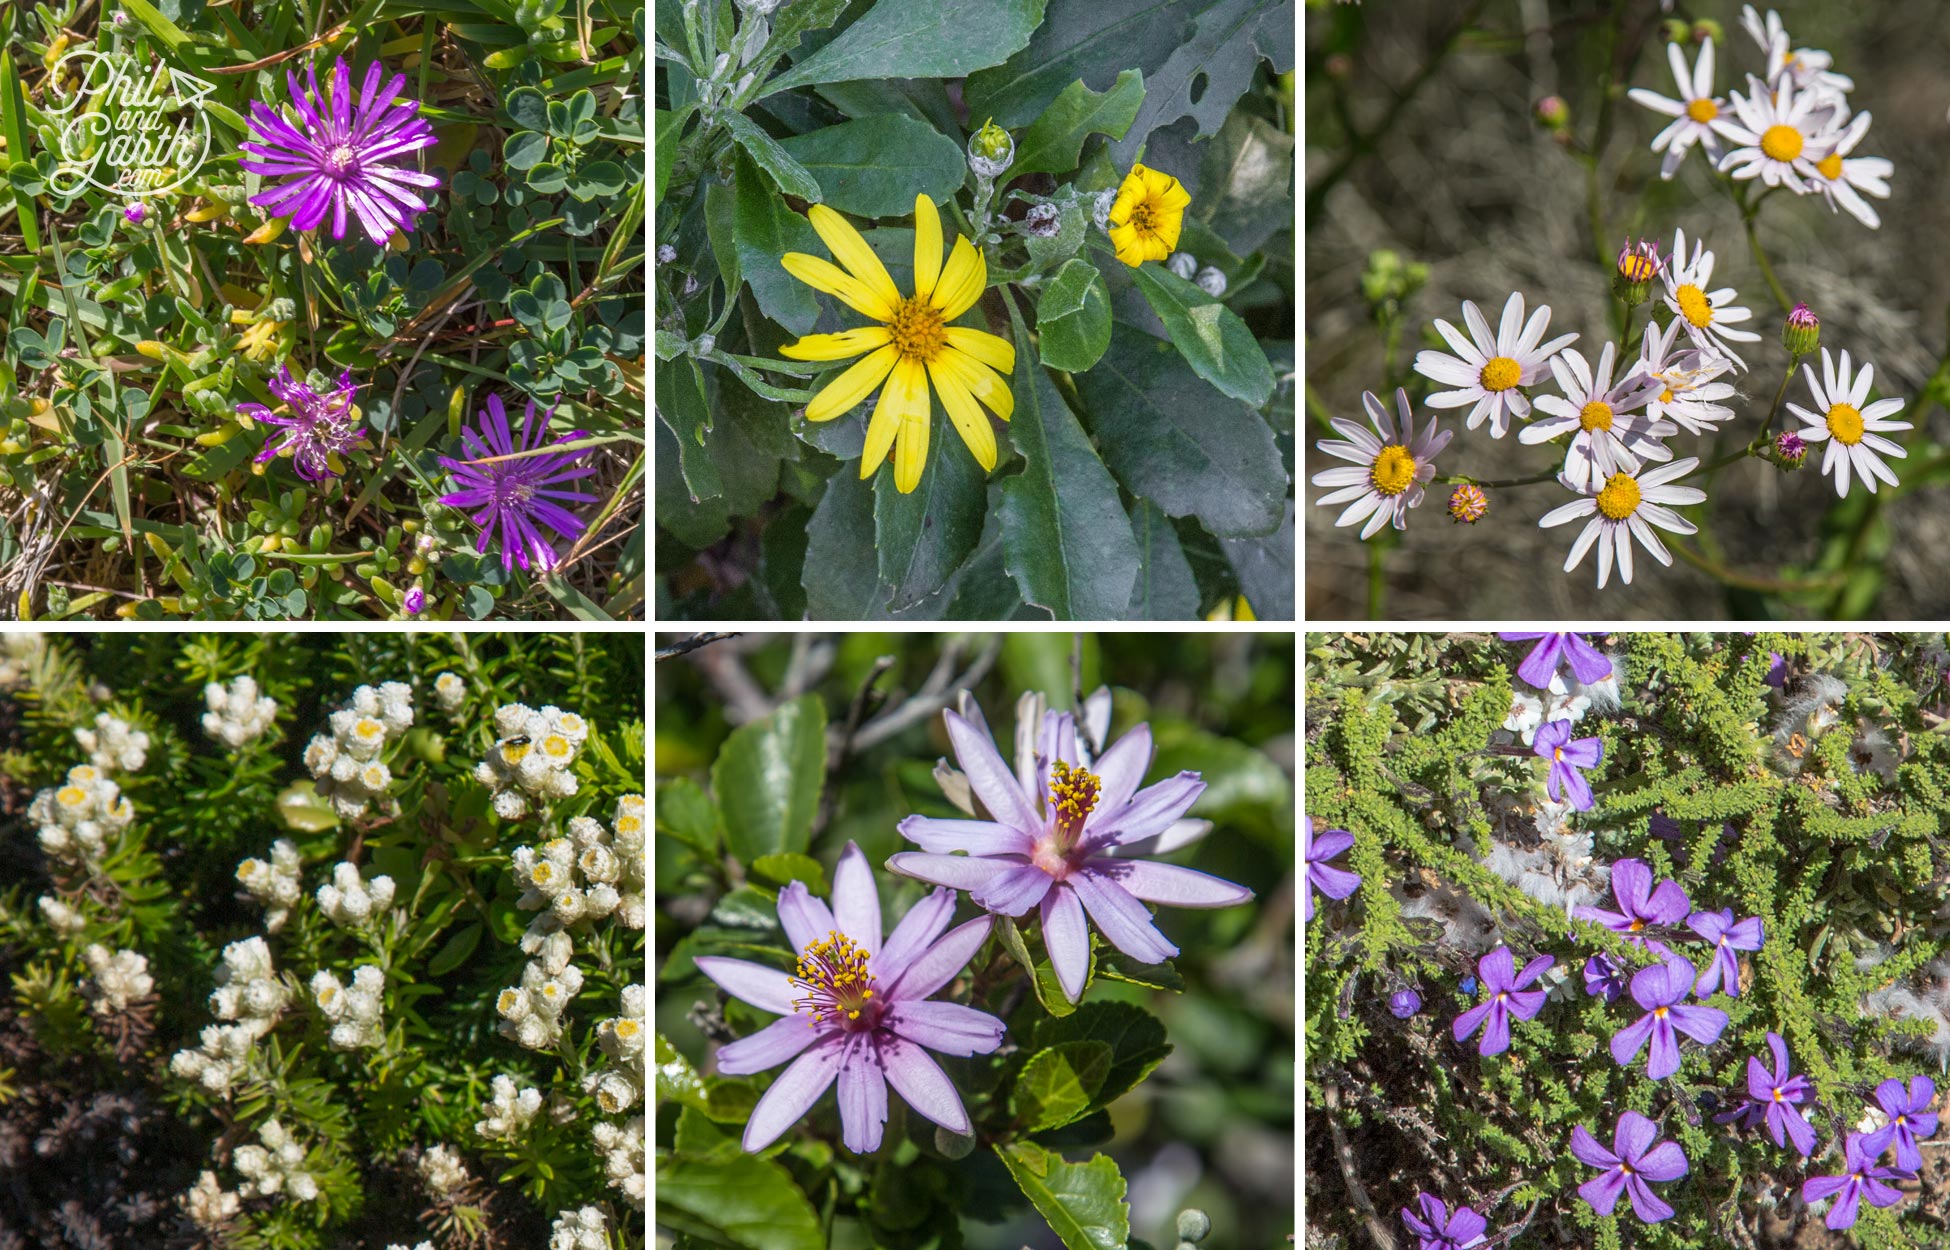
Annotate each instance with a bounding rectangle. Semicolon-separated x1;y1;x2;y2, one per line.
1676;284;1714;329
1654;1005;1669;1019
1761;124;1804;162
1687;97;1719;123
615;1019;640;1039
1773;1088;1784;1102
1660;387;1676;403
1629;919;1645;932
1048;760;1102;850
792;930;878;1029
1479;356;1522;392
1618;254;1658;283
1826;402;1864;445
1129;202;1158;234
1816;152;1844;180
1370;445;1418;496
1596;472;1642;521
888;296;947;364
1579;401;1614;433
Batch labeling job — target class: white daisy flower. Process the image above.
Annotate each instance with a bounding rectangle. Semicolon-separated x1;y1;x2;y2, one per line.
1413;292;1577;437
1520;342;1674;490
1807;112;1893;229
1717;73;1838;194
1311;388;1453;539
1785;348;1909;497
1539;458;1707;588
1627;37;1741;179
1637;317;1738;434
1661;228;1762;370
1740;6;1853;101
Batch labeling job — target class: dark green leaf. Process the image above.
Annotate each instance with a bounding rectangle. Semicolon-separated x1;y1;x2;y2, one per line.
504;129;548;171
1012;71;1146;177
426;923;482;977
749;852;830;896
1035;259;1111;374
656;1033;711;1112
964;0;1197;127
803;471;885;619
1217;498;1293;620
658;1151;825;1250
712;694;828;864
1012;1041;1113;1131
764;0;1049;97
1030;1001;1172;1110
722;111;825;203
1094;949;1184;992
733;146;823;335
1128;262;1274;406
655;355;724;502
1110;0;1292;163
874;401;989;610
992;1142;1130;1250
768;0;853;57
1124;498;1202;619
505;85;548;132
704;180;743;304
712;886;784;930
655;108;684;208
778;115;966;219
656;777;723;856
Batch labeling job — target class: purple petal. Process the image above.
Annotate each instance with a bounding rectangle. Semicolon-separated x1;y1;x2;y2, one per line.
1610;1014;1656;1067
1476;1002;1511;1056
1635;1140;1689;1182
884;851;1016;892
1510;954;1556;990
1478;946;1517;993
1308;861;1362;902
1307;828;1355;862
879;999;1006;1056
1615;1111;1659;1163
1643;880;1694;925
969;864;1054;916
1087;858;1254;908
885;916;992;1002
1611;859;1653;915
716;1015;826;1075
1570;1123;1620;1169
1801;1175;1848;1203
1552;761;1594;810
1564;633;1614;682
897;815;1035;856
1666;1003;1728;1046
877;1032;971;1132
1578;1169;1627;1215
1824;1181;1862;1230
1747;1055;1775;1103
829;842;882;954
1069;870;1179;963
694;956;797;1016
1503;988;1547;1022
1452;1000;1496;1046
1099;773;1205;844
776;881;838;954
742;1034;843;1152
1110;818;1212;860
1041;884;1090;1003
1625;1174;1675;1223
875;888;957;987
945;709;1042;832
1086;724;1152;824
1559;737;1603;769
1515;635;1565;687
1646;1020;1682;1080
836;1035;888;1153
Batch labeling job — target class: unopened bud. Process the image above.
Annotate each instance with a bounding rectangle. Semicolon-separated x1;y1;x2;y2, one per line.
1388;988;1422;1018
968;118;1015;179
1448;483;1488;524
1534;95;1570;130
1194;266;1227;298
1024;202;1060;238
1692;19;1724;44
123;202;146;224
1783;302;1820;357
1662;18;1691;44
1613;237;1663;307
1166;252;1198;281
1176;1210;1212;1243
1773;429;1808;469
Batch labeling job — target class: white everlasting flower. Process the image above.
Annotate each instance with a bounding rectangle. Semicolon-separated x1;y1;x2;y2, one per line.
1627;37;1741;178
1716;73;1838;194
433;671;466;712
474;703;587;819
1520;342;1672;490
202;675;279;747
1740;6;1853;103
1807;111;1893;229
549;1206;609;1250
182;1170;241;1228
236;838;304;932
311;965;386;1050
29;764;134;870
1539;457;1708;588
75;713;149;773
418;1144;470;1196
476;1074;544;1140
233;1118;317;1201
586;984;646;1115
307;683;414;816
316;860;396;929
1310;389;1452;538
1637;317;1738;434
1661;228;1761;370
1786;348;1910;498
1414;292;1577;438
38;895;86;935
82;944;154;1014
496;960;584;1049
593;1117;645;1207
612;794;645;929
170;1023;256;1094
209;936;288;1036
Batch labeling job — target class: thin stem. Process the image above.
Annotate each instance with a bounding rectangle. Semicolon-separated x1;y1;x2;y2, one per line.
1435;469;1563;490
1366;543;1387;619
1742;200;1792;314
1665;538;1843;595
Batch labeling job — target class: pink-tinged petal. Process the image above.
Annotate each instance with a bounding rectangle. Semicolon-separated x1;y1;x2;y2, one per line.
716;1015;827;1075
897;815;1035;856
875;888;957;986
1085;724;1153;824
1087;858;1253;909
694;956;797;1016
880;999;1007;1056
1100;774;1205;844
877;1033;972;1132
886;915;993;1002
945;709;1042;832
1570;1125;1620;1169
830;842;882;954
1070;870;1179;963
836;1035;888;1153
885;851;1017;891
742;1034;844;1152
1042;885;1090;1003
970;864;1054;916
776;881;838;954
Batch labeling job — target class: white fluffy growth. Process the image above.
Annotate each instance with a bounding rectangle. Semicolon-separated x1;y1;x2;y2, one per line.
202;675;279;747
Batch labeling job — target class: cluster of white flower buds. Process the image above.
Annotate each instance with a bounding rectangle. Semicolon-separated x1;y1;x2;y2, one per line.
475;703;587;819
233;1118;318;1201
585;984;645;1115
37;894;86;935
433;671;465;713
592;1117;644;1207
311;965;386;1050
182;1171;241;1228
236;839;304;932
75;712;149;772
209;936;289;1036
494;958;584;1050
549;1206;609;1250
417;1144;469;1196
475;1074;543;1141
316;860;396;930
82;944;154;1014
29;765;134;870
202;675;279;748
170;1023;257;1094
304;682;415;817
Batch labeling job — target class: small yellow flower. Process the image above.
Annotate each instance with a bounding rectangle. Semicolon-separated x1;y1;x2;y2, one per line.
779;195;1016;494
1107;164;1190;267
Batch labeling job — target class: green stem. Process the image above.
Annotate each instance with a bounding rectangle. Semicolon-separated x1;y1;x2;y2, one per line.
1665;538;1844;595
1435;469;1562;490
1743;201;1792;314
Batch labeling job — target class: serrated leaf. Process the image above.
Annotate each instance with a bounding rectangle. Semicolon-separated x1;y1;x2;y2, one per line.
1013;71;1146;177
1012;1041;1113;1131
764;0;1049;97
993;1142;1130;1250
722;111;824;203
733;146;823;335
1030;1001;1172;1110
778;115;966;219
1128;263;1274;407
749;852;829;896
712;694;828;863
1036;259;1112;374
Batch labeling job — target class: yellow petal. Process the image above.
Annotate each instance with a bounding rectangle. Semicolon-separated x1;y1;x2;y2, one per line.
779;325;892;361
1108;224;1142;266
1141;165;1174;197
894;365;931;494
805;345;899;421
1160;181;1192;210
912;194;942;302
781;253;896;321
1107;185;1140;227
939;346;1014;422
935;239;989;321
860;355;920;478
808;204;902;311
942;326;1015;374
931;236;981;315
927;355;997;472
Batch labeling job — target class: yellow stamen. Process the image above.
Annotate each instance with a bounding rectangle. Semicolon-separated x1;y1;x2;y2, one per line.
1370;445;1417;496
1676;284;1714;329
1826;402;1864;445
1479;356;1522;392
1596;472;1642;520
888;297;947;364
1761;124;1805;162
1687;98;1719;123
1579;400;1614;433
1816;152;1844;180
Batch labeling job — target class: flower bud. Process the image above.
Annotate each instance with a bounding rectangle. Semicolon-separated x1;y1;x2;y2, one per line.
1783;302;1819;357
1360;249;1429;320
1388;988;1422;1018
1533;95;1570;131
1773;429;1807;469
1167;252;1198;281
1448;483;1488;524
1194;266;1227;298
1023;202;1059;237
1612;237;1662;307
1661;18;1691;43
1176;1209;1212;1242
968;118;1015;179
1692;19;1724;44
656;243;676;264
123;202;146;224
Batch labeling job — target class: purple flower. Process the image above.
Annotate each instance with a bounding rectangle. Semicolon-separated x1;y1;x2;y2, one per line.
1500;632;1612;688
1584;953;1627;1002
1452;946;1554;1057
1802;1128;1904;1230
236;365;368;481
1572;1111;1688;1223
1389;988;1422;1019
1574;858;1690;954
1716;1031;1816;1157
123;202;146;224
694;842;1004;1154
1610;956;1728;1080
1685;908;1762;998
1764;650;1790;687
402;585;426;615
239;58;441;244
436;393;599;573
1303;816;1360;923
888;704;1252;1003
1398;1192;1487;1250
1532;719;1602;810
1873;1075;1938;1171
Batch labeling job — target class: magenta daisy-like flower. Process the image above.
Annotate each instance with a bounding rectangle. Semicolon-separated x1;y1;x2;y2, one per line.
888;702;1253;1003
437;393;599;573
239;58;441;245
694;842;1004;1154
236;365;367;481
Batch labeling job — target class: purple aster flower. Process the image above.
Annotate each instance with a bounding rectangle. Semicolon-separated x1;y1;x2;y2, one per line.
888;704;1252;1003
1574;858;1691;954
1303;816;1361;923
123;202;145;224
1572;1111;1689;1223
1873;1075;1938;1171
1610;956;1728;1080
693;842;1004;1154
236;364;368;481
1584;953;1627;1002
1389;988;1422;1019
1715;1031;1816;1157
1399;1192;1488;1250
1452;946;1554;1057
239;57;441;245
1686;908;1763;998
1500;631;1613;687
1532;719;1602;810
436;393;600;573
1802;1128;1904;1230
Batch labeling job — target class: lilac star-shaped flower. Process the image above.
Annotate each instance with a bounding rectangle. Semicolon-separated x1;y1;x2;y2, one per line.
1399;1192;1488;1250
1574;858;1691;954
1715;1031;1817;1157
1686;907;1763;998
1303;816;1360;923
437;393;600;573
1572;1110;1689;1223
1802;1128;1905;1230
1452;946;1554;1057
1610;956;1728;1080
1532;719;1602;810
1500;631;1613;688
1873;1075;1938;1171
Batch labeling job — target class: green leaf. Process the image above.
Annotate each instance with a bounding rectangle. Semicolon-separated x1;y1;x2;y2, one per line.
656;1032;711;1112
749;852;830;896
769;0;853;57
426;923;482;977
722;111;825;203
505;129;548;171
1128;262;1275;407
1124;499;1202;619
655;355;724;502
704;180;744;306
997;292;1141;620
964;0;1196;128
1217;498;1293;620
1030;1001;1172;1110
1073;322;1283;536
733;146;823;335
1094;949;1185;992
995;915;1081;1017
777;115;966;220
1012;1041;1113;1131
874;401;989;611
658;1151;825;1250
654;108;683;208
803;471;884;619
1012;71;1146;177
1110;0;1293;163
764;0;1050;97
712;694;828;864
993;1142;1130;1250
1035;260;1112;374
506;85;549;132
659;779;723;857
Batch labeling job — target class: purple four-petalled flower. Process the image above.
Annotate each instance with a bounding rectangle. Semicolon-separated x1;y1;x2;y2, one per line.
1873;1075;1938;1172
1801;1127;1905;1230
1532;719;1602;811
1572;1111;1689;1223
1714;1031;1817;1158
1303;816;1361;924
1609;956;1728;1080
1399;1191;1488;1250
1452;946;1554;1057
1574;858;1690;955
1685;907;1764;999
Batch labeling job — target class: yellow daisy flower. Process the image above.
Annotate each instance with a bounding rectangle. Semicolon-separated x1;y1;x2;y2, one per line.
779;195;1017;494
1107;163;1191;267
